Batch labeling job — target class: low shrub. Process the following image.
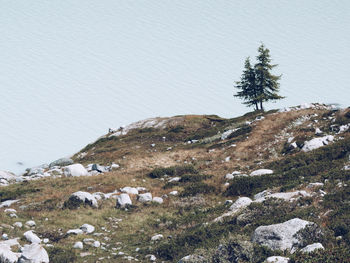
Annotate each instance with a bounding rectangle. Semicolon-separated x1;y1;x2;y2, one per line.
46;247;77;263
180;182;216;197
148;164;198;178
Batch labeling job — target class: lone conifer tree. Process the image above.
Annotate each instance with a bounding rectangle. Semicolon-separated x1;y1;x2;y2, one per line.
234;44;283;111
234;57;259;111
254;44;283;110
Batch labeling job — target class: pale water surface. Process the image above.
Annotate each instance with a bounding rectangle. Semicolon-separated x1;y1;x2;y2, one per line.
0;1;349;174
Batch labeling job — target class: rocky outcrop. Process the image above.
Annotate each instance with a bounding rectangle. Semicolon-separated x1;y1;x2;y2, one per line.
63;164;88;177
49;157;73;168
116;194;132;208
252;218;322;252
18;244;49;263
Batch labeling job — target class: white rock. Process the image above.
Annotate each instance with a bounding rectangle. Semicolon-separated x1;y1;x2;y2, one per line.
168;177;181;182
252;218;314;251
152;197;163;204
93;241;101;248
19;244;49;263
0;171;17;183
315;128;322;135
13;222;23;228
254;190;272;200
145;254;157;261
120;187;139;195
80;224;95;234
25;220;36;227
255;191;310;203
111;163;120;169
214;197;252;222
73;241;83;249
151;234;163;241
116;193;132;208
178;255;206;263
138;193;153;203
169;191;178;196
1;234;8;240
24;231;41;244
302;135;334;152
0;200;19;208
250;169;274;176
0;243;20;263
229;197;253;213
67;229;84;235
300;243;324;253
225;173;234;180
266;256;290;263
69;191;98;208
4;209;17;214
43;239;49;244
49;157;73;168
63;164;88;177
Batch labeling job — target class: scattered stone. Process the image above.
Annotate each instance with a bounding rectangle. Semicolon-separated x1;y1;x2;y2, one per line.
214;197;252;222
152;197;163;204
63;164;88;177
120;187;139;195
138;193;153;203
66;191;98;208
0;200;19;208
80;224;95;234
250;169;273;176
151;234;163;241
116;194;132;208
92;164;109;173
178;254;205;262
254;191;310;203
18;243;49;263
300;243;324;253
25;221;36;227
302;135;334;152
67;229;84;235
145;254;156;261
24;230;41;243
169;191;178;196
265;256;290;263
73;241;83;249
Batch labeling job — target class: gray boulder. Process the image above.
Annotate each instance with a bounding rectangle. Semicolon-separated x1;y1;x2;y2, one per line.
252;218;322;252
49;158;73;168
116;194;132;208
65;191;98;209
18;244;49;263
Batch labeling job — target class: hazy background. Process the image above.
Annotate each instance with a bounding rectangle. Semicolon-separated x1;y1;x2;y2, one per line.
0;1;349;174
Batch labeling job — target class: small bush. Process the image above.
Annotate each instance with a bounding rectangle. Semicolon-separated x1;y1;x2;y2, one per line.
180;174;212;183
227;125;252;140
47;247;77;263
180;182;215;197
148;164;198;178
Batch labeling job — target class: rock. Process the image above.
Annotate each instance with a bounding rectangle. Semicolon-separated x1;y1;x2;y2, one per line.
2;234;8;240
0;171;17;183
0;200;19;208
66;191;98;208
93;241;100;248
120;187;139;195
169;191;178;196
80;224;95;234
300;243;324;253
25;221;36;227
49;157;73;168
13;222;23;228
254;190;272;200
63;164;88;177
151;234;163;241
178;254;206;262
225;174;234;180
152;197;163;204
116;194;132;208
254;191;310;203
250;169;273;176
18;244;49;263
73;241;83;249
0;241;20;263
4;209;17;214
67;229;84;235
252;218;320;251
168;177;181;182
214;197;252;222
265;256;290;263
24;231;41;243
138;193;153;203
302;135;334;152
25;167;44;176
145;254;157;261
43;239;49;244
92;164;109;173
110;163;120;169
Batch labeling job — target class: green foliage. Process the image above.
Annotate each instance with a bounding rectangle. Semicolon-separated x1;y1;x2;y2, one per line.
0;183;40;202
227;125;252;140
235;44;283;111
180;174;212;183
46;247;77;263
180;182;216;197
148;164;198;178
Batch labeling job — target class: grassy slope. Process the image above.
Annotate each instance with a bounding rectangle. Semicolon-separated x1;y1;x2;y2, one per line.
1;107;350;262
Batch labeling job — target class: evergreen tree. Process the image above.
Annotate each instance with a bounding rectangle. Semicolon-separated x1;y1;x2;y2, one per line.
234;44;284;111
234;57;259;111
254;44;283;111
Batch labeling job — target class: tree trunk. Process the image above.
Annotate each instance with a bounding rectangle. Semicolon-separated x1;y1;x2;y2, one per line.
255;102;258;111
260;101;264;111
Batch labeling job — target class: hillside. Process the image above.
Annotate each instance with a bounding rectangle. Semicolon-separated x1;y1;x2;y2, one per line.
1;103;350;263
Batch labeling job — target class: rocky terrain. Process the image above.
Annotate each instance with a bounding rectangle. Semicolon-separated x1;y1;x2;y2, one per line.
1;103;350;262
